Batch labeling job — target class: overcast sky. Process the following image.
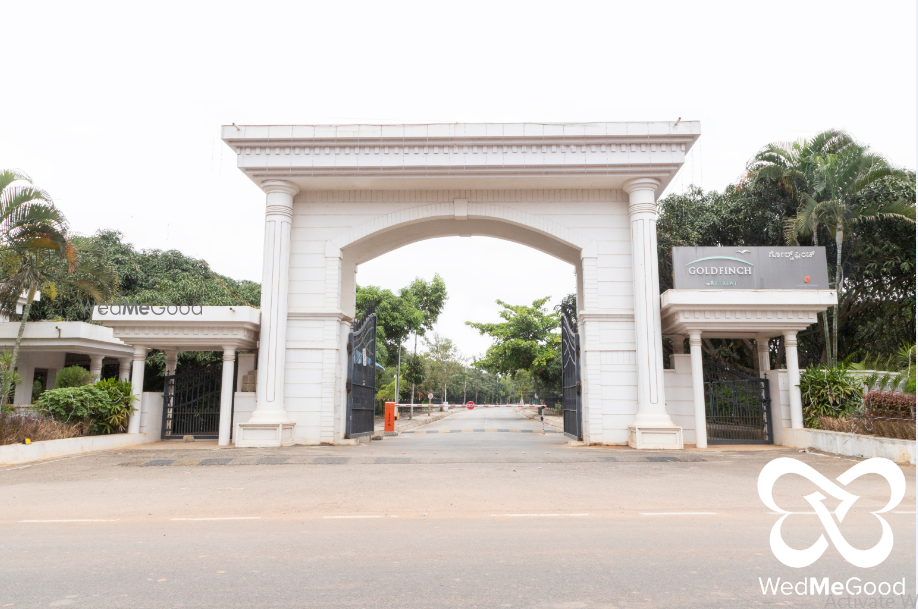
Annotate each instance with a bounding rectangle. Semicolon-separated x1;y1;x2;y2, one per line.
2;1;915;357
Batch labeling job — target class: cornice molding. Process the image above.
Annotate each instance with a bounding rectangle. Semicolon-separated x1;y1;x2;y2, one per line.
223;123;700;185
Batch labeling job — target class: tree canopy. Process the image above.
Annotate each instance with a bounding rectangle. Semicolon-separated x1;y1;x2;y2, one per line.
466;297;560;399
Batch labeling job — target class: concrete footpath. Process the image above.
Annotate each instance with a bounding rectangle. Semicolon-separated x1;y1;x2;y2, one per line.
0;407;914;609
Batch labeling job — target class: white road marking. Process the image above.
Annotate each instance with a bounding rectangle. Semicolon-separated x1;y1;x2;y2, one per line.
170;517;262;521
490;513;590;517
323;515;385;519
640;512;717;516
0;455;86;472
20;519;118;523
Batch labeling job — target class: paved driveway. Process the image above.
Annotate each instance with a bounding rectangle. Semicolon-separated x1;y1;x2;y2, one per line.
1;409;914;608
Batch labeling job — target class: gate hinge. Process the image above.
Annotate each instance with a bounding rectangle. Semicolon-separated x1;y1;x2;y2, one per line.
576;380;582;395
346;379;352;394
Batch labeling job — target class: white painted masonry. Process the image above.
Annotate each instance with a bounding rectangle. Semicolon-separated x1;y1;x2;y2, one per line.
221;122;702;448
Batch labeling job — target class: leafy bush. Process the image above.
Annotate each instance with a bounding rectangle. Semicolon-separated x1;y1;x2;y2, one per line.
800;365;863;427
864;391;916;421
36;379;136;435
55;366;91;389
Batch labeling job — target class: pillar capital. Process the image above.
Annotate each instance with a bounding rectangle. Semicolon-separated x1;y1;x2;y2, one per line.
623;178;660;218
622;177;661;195
222;347;236;362
132;345;148;362
688;331;702;346
260;180;300;197
783;330;798;345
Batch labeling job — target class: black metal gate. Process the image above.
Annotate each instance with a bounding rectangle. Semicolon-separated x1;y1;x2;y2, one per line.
703;360;773;444
161;363;224;439
346;312;377;438
560;312;582;440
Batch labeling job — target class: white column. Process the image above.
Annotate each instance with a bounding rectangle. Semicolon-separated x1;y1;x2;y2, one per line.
624;177;676;429
163;349;179;377
670;335;686;355
218;347;235;446
239;180;298;447
688;331;707;448
784;331;804;429
89;355;104;383
757;337;771;378
127;345;147;434
118;357;131;382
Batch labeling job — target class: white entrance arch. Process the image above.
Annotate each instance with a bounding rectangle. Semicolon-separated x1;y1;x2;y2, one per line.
222;122;701;448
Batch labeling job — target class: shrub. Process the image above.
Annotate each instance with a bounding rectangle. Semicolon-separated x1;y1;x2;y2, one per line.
36;379;136;435
817;415;916;441
55;366;91;389
864;391;916;420
799;365;863;427
0;411;83;445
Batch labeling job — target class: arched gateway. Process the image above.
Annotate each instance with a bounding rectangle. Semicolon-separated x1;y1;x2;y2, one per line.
220;122;701;448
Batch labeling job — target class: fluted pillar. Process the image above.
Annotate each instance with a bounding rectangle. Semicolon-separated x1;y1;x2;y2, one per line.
127;345;148;434
237;179;298;447
784;331;804;429
624;178;682;449
118;357;131;382
89;355;104;383
688;331;707;448
218;347;236;446
757;338;771;378
163;348;179;377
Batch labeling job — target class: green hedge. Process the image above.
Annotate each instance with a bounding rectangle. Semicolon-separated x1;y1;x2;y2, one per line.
36;378;136;435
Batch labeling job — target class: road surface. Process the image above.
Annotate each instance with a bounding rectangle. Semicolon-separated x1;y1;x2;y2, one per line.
1;407;914;608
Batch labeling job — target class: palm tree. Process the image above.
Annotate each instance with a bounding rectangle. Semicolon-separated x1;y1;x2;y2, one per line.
0;170;115;403
746;130;851;362
793;146;913;364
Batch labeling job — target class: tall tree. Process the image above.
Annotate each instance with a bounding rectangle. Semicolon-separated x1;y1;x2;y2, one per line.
421;332;464;403
466;297;559;400
402;274;447;402
745;130;853;360
0;170;115;402
770;143;913;364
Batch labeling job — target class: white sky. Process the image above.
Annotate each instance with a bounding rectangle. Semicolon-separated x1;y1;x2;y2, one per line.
2;0;915;356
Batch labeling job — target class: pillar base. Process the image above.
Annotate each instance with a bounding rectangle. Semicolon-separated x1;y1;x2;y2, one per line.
628;426;684;450
235;422;295;447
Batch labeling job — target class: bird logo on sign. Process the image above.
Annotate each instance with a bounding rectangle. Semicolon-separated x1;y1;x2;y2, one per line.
736;249;752;254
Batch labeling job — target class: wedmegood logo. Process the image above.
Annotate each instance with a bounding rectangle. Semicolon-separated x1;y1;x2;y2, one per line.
757;457;905;568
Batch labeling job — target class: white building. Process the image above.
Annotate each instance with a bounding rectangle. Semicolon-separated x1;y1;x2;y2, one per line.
91;122;834;450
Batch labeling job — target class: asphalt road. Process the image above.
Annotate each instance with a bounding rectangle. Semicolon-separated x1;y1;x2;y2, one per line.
1;407;915;608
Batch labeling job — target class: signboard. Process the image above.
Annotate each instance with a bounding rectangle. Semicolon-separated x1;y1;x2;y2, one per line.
672;246;829;290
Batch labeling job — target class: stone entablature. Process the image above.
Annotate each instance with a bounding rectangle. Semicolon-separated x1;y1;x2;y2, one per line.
93;306;260;351
660;289;837;337
222;122;700;192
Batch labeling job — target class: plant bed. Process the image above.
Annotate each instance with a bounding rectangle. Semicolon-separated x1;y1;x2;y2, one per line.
0;411;84;446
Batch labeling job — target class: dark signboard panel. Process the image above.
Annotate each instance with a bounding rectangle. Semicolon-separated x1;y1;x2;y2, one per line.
672;247;829;290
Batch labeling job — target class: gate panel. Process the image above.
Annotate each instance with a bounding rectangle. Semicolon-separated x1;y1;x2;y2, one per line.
703;360;773;444
560;312;582;440
346;313;377;438
162;364;222;439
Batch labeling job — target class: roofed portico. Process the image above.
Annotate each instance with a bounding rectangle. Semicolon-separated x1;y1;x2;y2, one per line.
94;306;260;445
660;289;837;447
